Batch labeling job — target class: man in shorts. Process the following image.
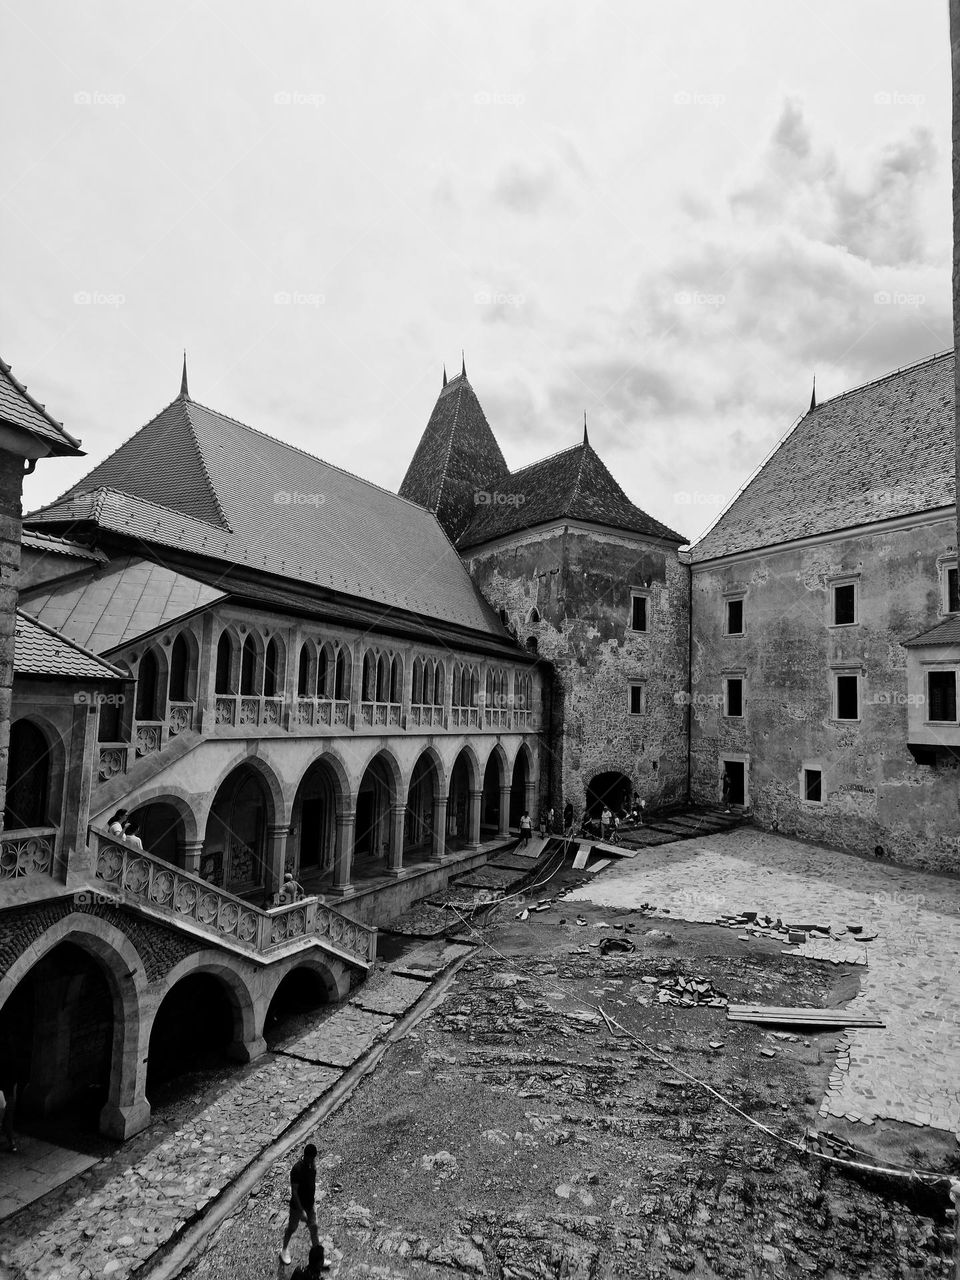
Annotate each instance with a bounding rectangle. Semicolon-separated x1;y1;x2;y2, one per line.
280;1143;321;1264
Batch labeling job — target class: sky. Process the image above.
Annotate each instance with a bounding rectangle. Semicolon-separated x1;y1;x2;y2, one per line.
3;0;952;544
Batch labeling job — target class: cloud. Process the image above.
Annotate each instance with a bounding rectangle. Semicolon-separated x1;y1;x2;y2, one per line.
493;160;559;213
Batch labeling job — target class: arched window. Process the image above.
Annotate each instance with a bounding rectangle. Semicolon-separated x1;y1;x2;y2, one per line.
459;665;469;708
264;637;280;698
362;651;376;701
526;636;538;653
376;654;389;702
4;720;49;829
215;632;233;695
485;669;494;705
470;668;480;706
317;644;330;698
412;657;423;705
528;607;541;625
240;635;258;696
136;650;160;720
433;661;444;706
298;644;311;697
169;633;190;701
335;647;348;700
390;656;402;703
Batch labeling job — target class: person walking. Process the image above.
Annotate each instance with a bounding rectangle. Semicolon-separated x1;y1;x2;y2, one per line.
600;805;613;841
519;810;532;847
281;1143;322;1264
562;800;574;833
721;769;732;813
291;1244;331;1276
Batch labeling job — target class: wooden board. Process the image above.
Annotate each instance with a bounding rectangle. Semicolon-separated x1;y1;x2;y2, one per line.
586;858;612;874
571;843;591;870
727;1005;885;1028
590;840;638;859
515;835;548;860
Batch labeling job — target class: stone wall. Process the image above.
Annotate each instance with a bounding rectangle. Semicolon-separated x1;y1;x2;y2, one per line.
466;524;690;817
0;450;25;829
690;516;960;871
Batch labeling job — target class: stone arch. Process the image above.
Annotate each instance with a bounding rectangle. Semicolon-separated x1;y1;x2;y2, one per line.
291;751;349;878
405;746;446;854
202;755;286;891
509;740;537;829
239;629;265;696
263;632;285;698
0;914;149;1140
480;742;508;834
215;624;241;695
4;712;67;832
203;750;288;830
297;637;318;697
167;625;199;703
105;787;200;845
354;747;402;864
260;955;351;1041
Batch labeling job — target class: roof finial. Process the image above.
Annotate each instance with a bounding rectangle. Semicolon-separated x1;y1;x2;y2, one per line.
461;350;466;379
180;350;190;400
442;364;447;387
583;411;589;447
809;374;816;413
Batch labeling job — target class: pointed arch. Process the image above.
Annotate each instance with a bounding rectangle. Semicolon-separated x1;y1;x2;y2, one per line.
169;631;194;702
215;629;235;695
412;657;424;705
297;640;314;698
433;659;444;706
240;633;259;696
376;653;389;702
334;645;350;700
135;648;161;721
390;655;403;703
263;635;283;698
362;650;376;701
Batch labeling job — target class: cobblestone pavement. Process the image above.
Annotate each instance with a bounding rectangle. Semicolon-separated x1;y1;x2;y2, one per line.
0;945;471;1280
567;827;960;1137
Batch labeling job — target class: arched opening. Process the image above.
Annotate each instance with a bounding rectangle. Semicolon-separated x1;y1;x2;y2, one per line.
334;646;348;700
264;637;281;698
215;631;234;694
147;973;235;1095
291;758;339;885
203;764;272;893
481;751;504;835
169;633;190;702
405;753;439;854
447;750;475;845
4;719;51;829
135;649;160;721
509;746;531;829
240;635;258;696
376;654;389;702
390;656;402;704
362;651;376;701
354;754;396;870
585;771;633;819
263;967;329;1049
0;941;113;1133
412;657;424;705
130;801;186;865
317;644;330;698
433;660;444;706
297;643;313;697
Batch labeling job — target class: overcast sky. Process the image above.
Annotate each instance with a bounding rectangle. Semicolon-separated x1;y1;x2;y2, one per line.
4;1;951;543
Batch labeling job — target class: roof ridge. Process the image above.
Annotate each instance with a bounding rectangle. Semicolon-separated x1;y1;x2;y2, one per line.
181;400;232;530
813;347;953;412
29;484;231;533
16;607;126;676
565;440;589;512
433;382;464;515
507;441;584;477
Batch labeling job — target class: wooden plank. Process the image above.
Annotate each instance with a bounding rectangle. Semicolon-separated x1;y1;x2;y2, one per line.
727;1004;884;1028
590;840;638;859
572;843;591;870
586;858;612;874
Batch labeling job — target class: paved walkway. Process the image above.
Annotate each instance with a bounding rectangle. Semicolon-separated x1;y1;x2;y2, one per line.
0;942;472;1280
568;828;960;1137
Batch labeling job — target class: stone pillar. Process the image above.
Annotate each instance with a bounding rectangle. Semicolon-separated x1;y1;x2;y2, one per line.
498;785;512;837
100;1098;152;1141
466;788;482;849
524;781;537;822
180;839;204;876
430;794;448;862
330;808;355;894
387;802;406;876
265;824;289;901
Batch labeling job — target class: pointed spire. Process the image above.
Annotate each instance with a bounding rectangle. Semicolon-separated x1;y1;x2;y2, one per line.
461;350;467;379
808;374;816;413
582;412;589;447
442;364;448;387
180;351;190;400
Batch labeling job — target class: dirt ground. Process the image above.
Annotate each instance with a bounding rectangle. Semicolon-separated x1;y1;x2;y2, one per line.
189;867;957;1279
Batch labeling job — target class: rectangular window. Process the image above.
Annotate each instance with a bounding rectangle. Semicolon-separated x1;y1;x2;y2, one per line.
628;682;645;715
630;593;648;632
803;768;822;803
946;567;960;615
724;677;743;717
835;674;859;721
928;670;958;723
832;582;857;626
725;598;743;635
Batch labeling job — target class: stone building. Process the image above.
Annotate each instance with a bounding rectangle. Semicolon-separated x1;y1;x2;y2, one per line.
688;350;960;871
401;368;689;819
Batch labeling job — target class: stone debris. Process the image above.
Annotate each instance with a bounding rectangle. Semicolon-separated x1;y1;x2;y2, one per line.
656;975;728;1008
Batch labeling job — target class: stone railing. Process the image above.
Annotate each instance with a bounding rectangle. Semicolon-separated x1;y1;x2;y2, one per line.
167;700;195;737
0;827;57;880
409;705;444;729
484;708;511;730
91;830;376;967
98;743;131;782
450;706;481;729
214;695;285;728
358;702;403;728
295;698;351;729
135;720;163;758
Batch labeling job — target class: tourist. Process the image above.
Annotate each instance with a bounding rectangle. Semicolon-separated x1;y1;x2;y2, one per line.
600;805;613;840
106;809;128;836
122;817;145;851
562;800;574;833
280;1143;322;1264
291;1243;331;1276
281;871;305;904
519;810;532;846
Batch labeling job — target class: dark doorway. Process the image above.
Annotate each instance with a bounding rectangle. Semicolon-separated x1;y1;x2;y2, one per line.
300;798;325;869
263;968;328;1048
723;760;745;806
509;749;529;829
147;973;234;1094
585;771;632;819
4;720;50;830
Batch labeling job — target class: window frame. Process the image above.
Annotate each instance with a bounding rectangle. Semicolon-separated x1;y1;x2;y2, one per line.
832;671;861;723
926;666;959;725
627;680;646;716
723;675;744;718
724;595;745;637
941;561;959;616
801;766;823;805
830;578;859;628
629;590;650;634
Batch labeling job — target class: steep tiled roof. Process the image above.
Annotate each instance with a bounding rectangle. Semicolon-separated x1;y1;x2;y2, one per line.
21;530;107;562
28;394;505;637
20;556;226;654
398;371;509;544
0;357;83;455
458;438;685;548
903;617;960;647
14;610;126;680
691;350;955;563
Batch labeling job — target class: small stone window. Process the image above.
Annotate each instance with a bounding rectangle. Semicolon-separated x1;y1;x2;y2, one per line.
724;677;743;718
628;682;646;715
928;670;958;723
832;580;858;626
725;597;744;636
942;563;959;615
630;592;649;633
834;673;860;721
802;768;822;803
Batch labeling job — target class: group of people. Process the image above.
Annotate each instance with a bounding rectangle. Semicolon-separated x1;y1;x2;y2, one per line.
517;794;647;847
106;809;144;850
